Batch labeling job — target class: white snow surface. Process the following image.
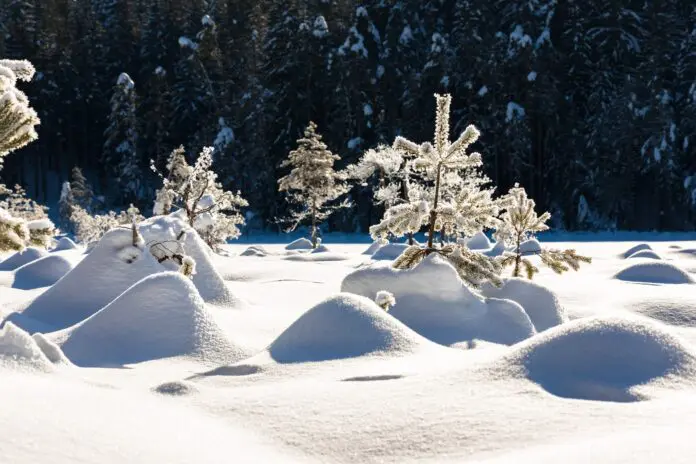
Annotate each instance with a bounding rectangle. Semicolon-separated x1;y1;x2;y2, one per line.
467;231;492;250
53;272;247;367
519;238;542;254
285;237;314;250
3;239;696;462
0;246;48;271
615;261;694;284
52;236;79;251
370;242;409;260
628;249;662;260
26;218;54;230
12;254;74;289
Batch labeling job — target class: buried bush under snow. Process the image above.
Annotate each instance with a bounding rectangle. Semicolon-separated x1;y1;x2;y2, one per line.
342;254;535;346
614;262;694;284
55;272;247;367
12;254;74;289
502;316;696;402
268;293;435;363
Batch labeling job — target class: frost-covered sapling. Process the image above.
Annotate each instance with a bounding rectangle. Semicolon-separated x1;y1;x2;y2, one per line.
0;184;54;248
278;122;349;248
370;94;502;288
71;204;144;245
375;291;396;311
0;59;40;159
496;184;591;279
152;146;248;250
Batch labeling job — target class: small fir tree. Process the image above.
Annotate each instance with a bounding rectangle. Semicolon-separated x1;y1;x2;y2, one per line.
70;166;95;211
0;59;40;159
496;184;591;279
278;122;349;248
58;181;75;233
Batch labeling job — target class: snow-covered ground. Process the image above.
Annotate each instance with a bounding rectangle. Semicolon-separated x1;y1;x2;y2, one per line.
2;237;696;462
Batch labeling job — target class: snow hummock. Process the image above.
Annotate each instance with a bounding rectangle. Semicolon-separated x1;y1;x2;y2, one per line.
240;245;268;257
0;322;57;372
519;238;542;255
371;243;409;261
363;239;387;255
485;240;507;257
501;317;696;402
312;244;330;253
628;249;662;260
342;254;536;345
466;231;491;250
13;254;74;290
267;293;435;363
621;243;652;259
285;238;314;250
615;262;694;284
482;278;566;332
53;236;78;251
55;272;247;367
26;218;54;230
0;246;48;271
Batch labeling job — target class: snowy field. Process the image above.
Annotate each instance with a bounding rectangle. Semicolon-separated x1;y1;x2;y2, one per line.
3;235;696;463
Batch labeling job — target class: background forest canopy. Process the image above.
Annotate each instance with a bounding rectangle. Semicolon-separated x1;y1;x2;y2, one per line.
1;0;695;233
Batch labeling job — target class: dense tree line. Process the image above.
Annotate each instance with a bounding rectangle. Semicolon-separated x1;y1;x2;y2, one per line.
0;0;695;232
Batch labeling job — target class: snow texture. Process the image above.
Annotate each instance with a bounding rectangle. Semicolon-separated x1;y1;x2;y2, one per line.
0;246;47;271
362;240;386;255
26;218;54;230
53;236;79;251
482;278;566;332
0;322;56;372
621;243;653;259
285;238;314;250
519;238;542;255
56;272;247;367
628;249;662;260
12;254;74;289
311;244;330;253
466;231;492;250
240;245;268;257
615;262;694;284
371;243;409;261
32;332;72;365
484;240;507;257
502;317;696;402
342;254;536;345
267;293;435;363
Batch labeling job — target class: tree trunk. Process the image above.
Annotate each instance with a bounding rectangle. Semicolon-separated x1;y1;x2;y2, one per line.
426;164;443;250
311;202;318;249
513;233;522;277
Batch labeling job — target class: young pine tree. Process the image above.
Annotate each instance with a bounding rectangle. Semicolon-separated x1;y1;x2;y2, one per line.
496;184;591;279
70;166;95;212
278;122;349;248
0;59;40;159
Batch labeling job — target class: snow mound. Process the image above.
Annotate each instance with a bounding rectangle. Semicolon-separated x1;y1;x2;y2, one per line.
481;278;566;332
312;244;330;253
467;231;491;250
268;293;433;363
57;272;247;367
621;243;652;259
139;214;234;304
625;296;696;328
18;228;163;331
342;254;536;346
628;249;662;260
284;252;348;262
371;243;409;261
0;247;47;271
52;236;79;251
12;254;74;289
363;240;386;255
615;262;694;284
0;322;55;372
240;245;268;257
285;238;313;250
519;238;541;255
503;317;696;402
32;332;72;364
484;240;507;257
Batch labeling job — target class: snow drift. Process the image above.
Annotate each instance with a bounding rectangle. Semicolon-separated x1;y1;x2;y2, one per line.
0;246;47;271
481;278;566;332
627;249;662;260
12;254;74;289
621;243;652;259
484;240;507;257
519;238;542;255
56;272;247;367
615;262;693;284
363;240;386;255
371;243;409;261
52;237;79;251
503;317;696;402
0;322;60;372
466;231;491;250
240;245;268;257
268;293;433;363
342;254;536;346
285;238;313;250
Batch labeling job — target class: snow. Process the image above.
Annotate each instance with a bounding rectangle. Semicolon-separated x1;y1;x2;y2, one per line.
362;239;386;255
53;236;78;251
342;254;536;345
285;237;313;250
481;278;566;332
313;16;329;38
117;72;134;90
26;218;53;230
466;231;492;250
54;272;247;367
267;293;436;363
241;245;268;257
178;36;198;50
622;243;652;258
519;238;542;254
12;254;74;289
506;102;526;122
478;85;489;96
0;246;47;271
502;316;696;402
4;238;696;462
628;249;662;260
527;71;538;81
370;242;409;260
614;261;694;284
347;137;363;150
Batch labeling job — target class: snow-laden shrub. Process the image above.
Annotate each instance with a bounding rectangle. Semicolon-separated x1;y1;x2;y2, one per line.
0;207;29;252
0;59;40;158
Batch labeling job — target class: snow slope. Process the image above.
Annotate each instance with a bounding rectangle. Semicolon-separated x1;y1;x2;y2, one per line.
0;246;47;271
12;254;74;289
